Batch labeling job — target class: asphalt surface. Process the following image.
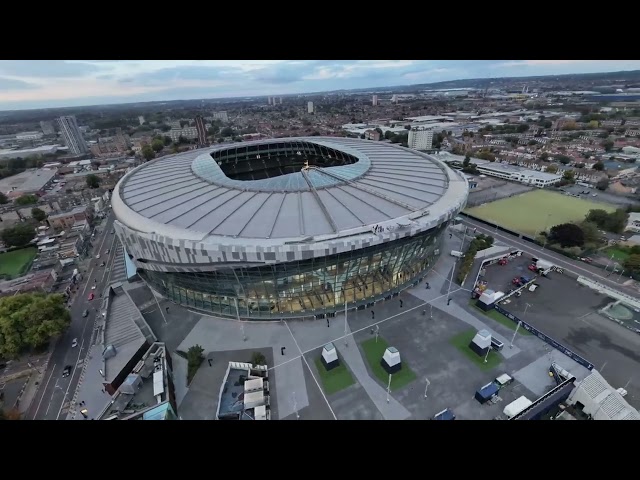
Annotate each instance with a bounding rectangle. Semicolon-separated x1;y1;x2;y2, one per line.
25;211;122;420
461;217;638;295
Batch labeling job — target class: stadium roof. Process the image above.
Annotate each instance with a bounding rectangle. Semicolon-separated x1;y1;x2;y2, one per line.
116;137;463;240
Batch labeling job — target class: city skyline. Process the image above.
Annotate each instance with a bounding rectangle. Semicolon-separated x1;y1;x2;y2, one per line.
1;60;640;110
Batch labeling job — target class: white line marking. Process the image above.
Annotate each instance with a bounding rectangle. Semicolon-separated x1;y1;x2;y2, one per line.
284;321;337;421
56;337;85;420
81;268;95;295
33;363;55;418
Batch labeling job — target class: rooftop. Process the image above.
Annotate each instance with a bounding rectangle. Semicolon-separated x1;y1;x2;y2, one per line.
477;162;562;181
103;285;156;383
0;168;56;195
216;362;270;420
577;371;640;421
114;137;468;241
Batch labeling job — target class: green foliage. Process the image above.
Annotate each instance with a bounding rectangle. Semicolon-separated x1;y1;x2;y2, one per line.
250;351;266;366
141;144;155;161
186;344;204;384
151;139;164;152
548;223;585;248
623;254;640;275
15;195;38;206
596;178;609;191
456;233;494;284
585;208;628;234
0;192;8;204
1;223;36;248
0;293;71;359
86;174;100;189
31;207;47;222
592;161;605;171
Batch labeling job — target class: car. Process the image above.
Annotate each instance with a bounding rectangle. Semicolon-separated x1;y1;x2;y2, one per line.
88;292;94;301
105;249;110;254
82;309;89;318
62;365;72;378
91;285;96;290
111;230;115;234
99;262;106;267
71;338;78;348
96;254;101;259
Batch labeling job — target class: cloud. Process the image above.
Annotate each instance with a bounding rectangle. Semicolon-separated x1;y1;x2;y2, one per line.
2;60;640;110
0;77;37;90
0;60;99;78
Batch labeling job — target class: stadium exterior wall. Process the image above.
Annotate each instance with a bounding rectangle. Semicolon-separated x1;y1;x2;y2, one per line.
112;143;468;320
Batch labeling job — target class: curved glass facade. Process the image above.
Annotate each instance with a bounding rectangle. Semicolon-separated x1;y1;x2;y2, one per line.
139;224;446;320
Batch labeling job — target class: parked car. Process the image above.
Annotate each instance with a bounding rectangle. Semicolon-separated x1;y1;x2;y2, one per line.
96;254;101;259
71;338;78;348
88;292;94;301
82;309;89;318
62;365;72;378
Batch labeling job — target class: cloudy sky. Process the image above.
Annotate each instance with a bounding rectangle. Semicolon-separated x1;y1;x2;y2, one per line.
0;60;639;111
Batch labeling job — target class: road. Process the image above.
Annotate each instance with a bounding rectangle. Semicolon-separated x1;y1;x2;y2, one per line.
25;211;125;420
461;216;637;294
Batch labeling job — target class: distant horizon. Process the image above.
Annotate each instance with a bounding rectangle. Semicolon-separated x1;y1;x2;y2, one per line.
0;60;640;112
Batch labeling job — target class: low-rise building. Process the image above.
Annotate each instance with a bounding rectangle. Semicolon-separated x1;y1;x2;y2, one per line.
0;168;57;198
476;162;562;188
216;361;271;420
364;129;381;141
166;127;198;142
626;212;640;233
565;370;640;420
48;206;90;230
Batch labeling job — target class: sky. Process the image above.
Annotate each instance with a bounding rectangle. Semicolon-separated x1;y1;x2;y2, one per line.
0;60;639;111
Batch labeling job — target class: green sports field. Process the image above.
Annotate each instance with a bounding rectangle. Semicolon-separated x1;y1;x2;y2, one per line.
465;190;616;236
0;247;37;278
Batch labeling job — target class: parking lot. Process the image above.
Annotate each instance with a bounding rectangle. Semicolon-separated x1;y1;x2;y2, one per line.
480;256;640;408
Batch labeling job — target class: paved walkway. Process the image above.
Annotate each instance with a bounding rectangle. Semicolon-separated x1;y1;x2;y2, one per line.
336;339;411;420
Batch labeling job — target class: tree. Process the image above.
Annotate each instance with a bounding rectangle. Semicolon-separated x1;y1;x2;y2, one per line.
556;155;572;165
151;138;165;152
602;140;614;152
0;223;36;247
546;164;559;173
578;221;601;245
623;254;640;276
220;126;234;137
0;192;8;204
15;195;38;206
562;170;575;182
163;136;172;146
186;344;204;383
86;174;100;189
141;145;155;161
586;208;628;233
250;351;267;366
517;123;529;133
596;178;609;191
31;207;46;222
548;223;585;248
0;293;71;358
592;161;605;171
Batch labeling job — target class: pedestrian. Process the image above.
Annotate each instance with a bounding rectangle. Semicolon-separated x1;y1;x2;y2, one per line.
399;299;403;308
449;233;452;239
165;306;169;313
208;358;213;367
425;282;430;289
447;298;451;306
281;346;286;356
371;310;375;320
326;318;330;328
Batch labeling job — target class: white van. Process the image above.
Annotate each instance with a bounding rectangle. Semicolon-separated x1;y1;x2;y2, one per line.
450;250;463;258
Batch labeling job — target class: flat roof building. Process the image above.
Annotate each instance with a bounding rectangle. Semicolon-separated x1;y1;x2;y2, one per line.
0;168;57;197
216;361;270;420
475;163;562;188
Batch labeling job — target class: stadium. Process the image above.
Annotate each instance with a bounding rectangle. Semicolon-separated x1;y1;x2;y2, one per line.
112;137;469;320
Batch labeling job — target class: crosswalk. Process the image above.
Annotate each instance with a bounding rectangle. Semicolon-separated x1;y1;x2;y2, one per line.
107;241;128;285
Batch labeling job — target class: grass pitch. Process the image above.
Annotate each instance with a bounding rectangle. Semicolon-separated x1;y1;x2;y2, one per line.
465;189;615;236
0;247;37;278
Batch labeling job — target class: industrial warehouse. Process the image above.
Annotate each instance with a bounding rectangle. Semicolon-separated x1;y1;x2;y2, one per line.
112;137;468;320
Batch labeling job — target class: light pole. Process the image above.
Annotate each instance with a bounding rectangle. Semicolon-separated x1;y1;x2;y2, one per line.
292;391;300;420
374;324;380;343
510;321;522;349
424;378;431;399
459;225;468;252
617;269;625;282
344;301;348;347
430;303;433;319
386;373;392;403
234;298;247;342
604;254;615;273
446;258;457;305
484;345;493;364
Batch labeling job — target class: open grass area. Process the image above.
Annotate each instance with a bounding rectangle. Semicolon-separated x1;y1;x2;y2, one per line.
468;299;532;335
314;357;355;395
0;247;37;278
604;247;631;263
465;189;615;236
361;337;417;391
449;329;503;371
